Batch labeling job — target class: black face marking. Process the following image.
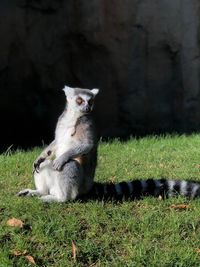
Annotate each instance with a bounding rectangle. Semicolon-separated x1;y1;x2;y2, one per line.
88;98;94;106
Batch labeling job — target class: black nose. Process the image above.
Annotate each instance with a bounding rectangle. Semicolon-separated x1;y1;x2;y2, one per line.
85;106;91;113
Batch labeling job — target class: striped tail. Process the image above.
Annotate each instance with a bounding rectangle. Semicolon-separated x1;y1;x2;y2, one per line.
86;179;200;200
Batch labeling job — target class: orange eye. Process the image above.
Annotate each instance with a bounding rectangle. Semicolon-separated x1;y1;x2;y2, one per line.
76;97;84;105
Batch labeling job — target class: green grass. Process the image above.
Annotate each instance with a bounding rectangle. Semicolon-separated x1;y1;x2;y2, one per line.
1;135;200;266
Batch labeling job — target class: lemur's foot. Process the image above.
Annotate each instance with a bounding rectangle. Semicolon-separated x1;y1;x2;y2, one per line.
17;189;32;196
17;189;40;197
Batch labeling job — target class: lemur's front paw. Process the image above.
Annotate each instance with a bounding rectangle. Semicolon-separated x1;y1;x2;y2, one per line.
33;157;45;173
53;159;66;171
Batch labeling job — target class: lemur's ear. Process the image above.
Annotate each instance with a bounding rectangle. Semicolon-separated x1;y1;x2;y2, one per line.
63;85;75;97
91;88;99;96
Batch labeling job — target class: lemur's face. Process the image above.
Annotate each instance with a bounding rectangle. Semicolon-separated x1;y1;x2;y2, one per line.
75;94;95;114
63;86;99;114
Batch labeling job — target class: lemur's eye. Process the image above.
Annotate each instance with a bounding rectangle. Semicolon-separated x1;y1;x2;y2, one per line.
76;97;84;105
88;98;94;106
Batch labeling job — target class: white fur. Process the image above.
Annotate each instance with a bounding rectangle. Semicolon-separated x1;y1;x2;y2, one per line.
34;160;78;202
167;180;175;196
191;184;199;198
63;85;75;98
34;160;58;195
180;181;187;196
91;88;99;96
37;94;84;201
18;85;99;202
55;109;80;158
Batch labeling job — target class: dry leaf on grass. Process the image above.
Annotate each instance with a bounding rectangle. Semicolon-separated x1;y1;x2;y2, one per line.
195;249;200;253
12;250;27;256
170;204;189;210
6;218;24;228
89;263;98;267
25;255;36;265
11;250;36;265
72;240;77;261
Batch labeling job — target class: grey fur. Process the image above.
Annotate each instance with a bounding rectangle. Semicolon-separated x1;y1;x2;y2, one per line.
18;86;99;202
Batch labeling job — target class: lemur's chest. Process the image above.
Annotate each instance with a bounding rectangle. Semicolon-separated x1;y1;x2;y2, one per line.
55;112;79;157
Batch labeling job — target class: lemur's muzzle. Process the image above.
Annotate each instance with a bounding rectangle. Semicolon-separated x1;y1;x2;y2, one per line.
84;105;91;113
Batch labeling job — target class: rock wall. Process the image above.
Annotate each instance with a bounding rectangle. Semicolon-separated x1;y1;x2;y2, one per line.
1;0;200;149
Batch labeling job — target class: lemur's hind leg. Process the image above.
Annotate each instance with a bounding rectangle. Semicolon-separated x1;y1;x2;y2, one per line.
18;160;52;198
39;160;84;203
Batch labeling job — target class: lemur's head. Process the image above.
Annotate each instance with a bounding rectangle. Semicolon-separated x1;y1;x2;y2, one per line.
63;85;99;114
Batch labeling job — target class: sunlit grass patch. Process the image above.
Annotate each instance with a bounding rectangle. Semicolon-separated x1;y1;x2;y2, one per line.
1;135;200;266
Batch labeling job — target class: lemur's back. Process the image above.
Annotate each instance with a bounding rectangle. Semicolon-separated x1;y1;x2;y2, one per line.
73;115;98;181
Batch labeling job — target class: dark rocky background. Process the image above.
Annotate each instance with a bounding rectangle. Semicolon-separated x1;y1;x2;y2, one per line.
1;0;200;150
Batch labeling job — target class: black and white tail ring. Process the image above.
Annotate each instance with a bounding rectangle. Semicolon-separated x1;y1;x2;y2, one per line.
85;179;200;200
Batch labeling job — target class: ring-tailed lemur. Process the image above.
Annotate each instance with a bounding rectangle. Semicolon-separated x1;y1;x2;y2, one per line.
18;85;99;202
17;86;200;202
